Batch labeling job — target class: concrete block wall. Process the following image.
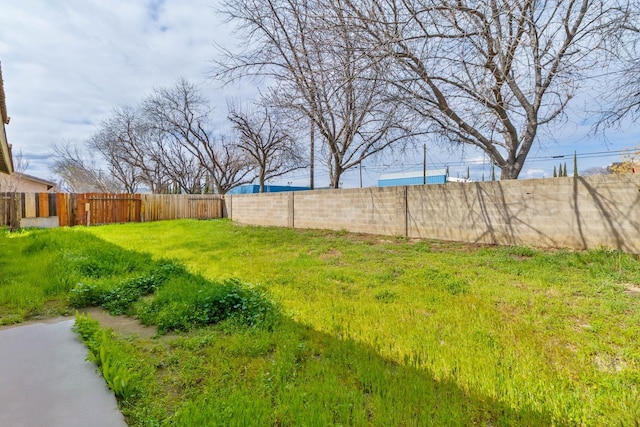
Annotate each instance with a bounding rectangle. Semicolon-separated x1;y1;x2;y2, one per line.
293;187;406;235
225;174;640;253
227;191;292;228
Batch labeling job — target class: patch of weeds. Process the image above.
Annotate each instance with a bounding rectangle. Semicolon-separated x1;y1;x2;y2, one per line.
444;277;470;295
374;289;398;303
69;262;184;315
138;277;280;333
421;267;470;295
103;275;166;315
69;282;110;308
21;232;60;255
73;312;139;401
508;245;538;258
412;240;432;253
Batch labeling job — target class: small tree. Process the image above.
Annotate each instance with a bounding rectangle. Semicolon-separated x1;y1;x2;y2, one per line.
228;101;305;193
563;163;568;177
574;152;579;177
553;166;558;178
51;142;122;192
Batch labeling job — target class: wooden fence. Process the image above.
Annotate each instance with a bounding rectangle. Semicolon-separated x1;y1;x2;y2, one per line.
0;192;224;228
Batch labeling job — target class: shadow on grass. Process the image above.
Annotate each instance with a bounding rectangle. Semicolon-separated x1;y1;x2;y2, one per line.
171;316;561;426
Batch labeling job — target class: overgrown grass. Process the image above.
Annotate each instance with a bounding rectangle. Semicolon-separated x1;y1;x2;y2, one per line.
2;221;640;425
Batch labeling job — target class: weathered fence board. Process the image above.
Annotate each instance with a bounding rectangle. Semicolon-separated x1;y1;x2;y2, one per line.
88;194;142;225
0;192;21;229
24;194;36;218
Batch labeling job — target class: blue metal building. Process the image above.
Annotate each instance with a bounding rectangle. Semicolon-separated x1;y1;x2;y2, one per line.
378;170;447;187
227;184;311;194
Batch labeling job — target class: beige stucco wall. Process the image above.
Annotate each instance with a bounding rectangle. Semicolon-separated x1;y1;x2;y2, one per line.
226;175;640;253
0;174;54;192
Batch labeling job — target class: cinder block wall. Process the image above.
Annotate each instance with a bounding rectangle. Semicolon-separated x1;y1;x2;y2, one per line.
228;191;292;228
293;187;406;235
225;175;640;253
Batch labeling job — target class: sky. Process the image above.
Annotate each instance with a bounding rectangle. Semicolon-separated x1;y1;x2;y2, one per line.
0;0;638;188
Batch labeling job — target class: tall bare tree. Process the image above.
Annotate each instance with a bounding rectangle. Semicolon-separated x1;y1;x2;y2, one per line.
228;101;304;192
217;0;415;188
341;0;631;179
599;4;640;126
51;142;122;192
144;79;254;194
91;106;206;194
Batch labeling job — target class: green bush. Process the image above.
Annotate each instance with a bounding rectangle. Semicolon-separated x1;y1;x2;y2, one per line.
68;282;110;307
139;277;279;333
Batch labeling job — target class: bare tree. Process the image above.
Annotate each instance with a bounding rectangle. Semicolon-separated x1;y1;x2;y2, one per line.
217;0;415;188
144;79;254;194
341;0;631;179
599;4;640;126
89;108;142;193
91;106;206;194
228;101;304;192
51;142;122;192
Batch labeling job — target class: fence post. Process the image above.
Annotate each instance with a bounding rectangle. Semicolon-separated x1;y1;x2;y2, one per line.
9;192;21;229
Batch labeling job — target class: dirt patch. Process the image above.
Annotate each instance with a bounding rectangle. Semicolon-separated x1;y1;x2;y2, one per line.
624;284;640;296
319;248;342;261
593;353;628;373
79;307;158;339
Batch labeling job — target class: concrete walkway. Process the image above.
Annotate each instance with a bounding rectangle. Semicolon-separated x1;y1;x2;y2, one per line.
0;319;127;427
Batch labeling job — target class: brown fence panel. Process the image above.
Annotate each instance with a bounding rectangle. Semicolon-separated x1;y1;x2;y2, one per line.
188;196;223;219
3;192;222;228
37;193;49;217
74;193;88;226
87;193;141;225
0;192;10;226
142;194;223;222
56;193;74;226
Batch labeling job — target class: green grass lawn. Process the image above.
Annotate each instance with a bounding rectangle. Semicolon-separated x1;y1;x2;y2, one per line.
1;220;639;426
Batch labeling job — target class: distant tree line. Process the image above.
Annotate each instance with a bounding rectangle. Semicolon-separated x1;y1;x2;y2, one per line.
52;80;304;193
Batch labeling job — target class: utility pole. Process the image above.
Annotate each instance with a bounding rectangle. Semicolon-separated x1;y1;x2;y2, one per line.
423;143;427;185
359;163;363;188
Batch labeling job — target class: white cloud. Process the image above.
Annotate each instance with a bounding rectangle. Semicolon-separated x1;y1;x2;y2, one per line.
0;0;234;179
521;168;547;179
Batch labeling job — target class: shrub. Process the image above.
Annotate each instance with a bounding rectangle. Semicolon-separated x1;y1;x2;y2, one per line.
68;282;109;308
139;277;279;333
